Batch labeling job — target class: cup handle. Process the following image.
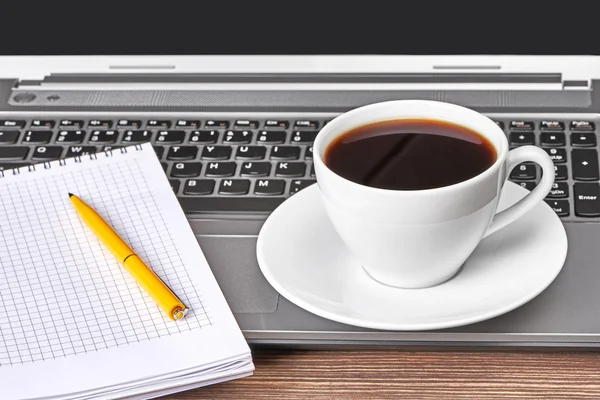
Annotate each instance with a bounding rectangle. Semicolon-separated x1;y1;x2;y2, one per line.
483;145;555;239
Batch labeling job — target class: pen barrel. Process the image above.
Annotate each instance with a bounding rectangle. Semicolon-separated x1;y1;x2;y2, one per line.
71;195;135;259
70;194;187;320
123;255;186;320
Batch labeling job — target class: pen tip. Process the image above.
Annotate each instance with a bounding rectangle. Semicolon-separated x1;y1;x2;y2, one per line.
68;192;74;198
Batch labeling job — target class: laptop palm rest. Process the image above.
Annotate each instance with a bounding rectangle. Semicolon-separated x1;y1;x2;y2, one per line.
197;235;279;314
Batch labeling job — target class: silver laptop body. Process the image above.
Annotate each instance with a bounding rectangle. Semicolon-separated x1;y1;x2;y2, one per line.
2;55;600;349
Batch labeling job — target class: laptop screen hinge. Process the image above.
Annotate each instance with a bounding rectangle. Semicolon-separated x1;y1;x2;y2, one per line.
562;79;591;90
12;72;576;91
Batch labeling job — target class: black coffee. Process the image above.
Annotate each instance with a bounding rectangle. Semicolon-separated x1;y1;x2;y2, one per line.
324;118;497;190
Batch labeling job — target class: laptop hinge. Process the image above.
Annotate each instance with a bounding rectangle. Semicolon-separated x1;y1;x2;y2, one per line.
562;79;592;90
12;72;582;91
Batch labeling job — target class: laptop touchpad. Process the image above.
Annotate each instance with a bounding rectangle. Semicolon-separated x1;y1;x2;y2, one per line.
196;235;279;314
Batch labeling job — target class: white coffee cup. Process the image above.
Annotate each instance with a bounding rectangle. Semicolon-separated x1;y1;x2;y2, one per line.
313;100;555;289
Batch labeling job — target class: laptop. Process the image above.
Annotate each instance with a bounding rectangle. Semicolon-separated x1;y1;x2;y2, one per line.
2;28;600;350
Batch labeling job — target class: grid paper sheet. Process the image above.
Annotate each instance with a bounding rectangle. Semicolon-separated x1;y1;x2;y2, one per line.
0;145;212;367
0;143;252;400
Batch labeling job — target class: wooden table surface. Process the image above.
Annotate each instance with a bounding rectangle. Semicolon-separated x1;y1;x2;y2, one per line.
160;348;600;399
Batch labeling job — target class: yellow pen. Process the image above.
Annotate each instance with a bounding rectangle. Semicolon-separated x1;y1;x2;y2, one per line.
68;193;188;321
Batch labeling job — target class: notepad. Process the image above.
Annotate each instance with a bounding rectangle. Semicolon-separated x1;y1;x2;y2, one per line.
0;143;253;400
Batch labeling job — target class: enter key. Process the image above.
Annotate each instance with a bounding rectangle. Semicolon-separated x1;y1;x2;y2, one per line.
574;182;600;217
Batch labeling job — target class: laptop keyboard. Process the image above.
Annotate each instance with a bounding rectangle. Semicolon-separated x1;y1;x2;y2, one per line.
0;115;598;220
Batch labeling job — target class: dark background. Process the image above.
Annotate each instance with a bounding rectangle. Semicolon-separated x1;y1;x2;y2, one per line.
0;3;591;55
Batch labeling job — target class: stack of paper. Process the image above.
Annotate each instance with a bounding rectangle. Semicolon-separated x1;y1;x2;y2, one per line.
0;143;253;399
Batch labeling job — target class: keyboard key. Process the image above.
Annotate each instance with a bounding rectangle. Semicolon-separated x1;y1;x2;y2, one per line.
235;146;266;160
571;133;596;147
178;197;285;213
201;146;231;160
509;163;536;180
169;179;180;193
205;120;229;128
0;130;20;144
103;145;126;152
24;130;52;143
89;130;119;143
271;146;300;160
66;146;96;157
219;179;250;195
257;130;286;144
290;179;316;195
571;121;595;131
183;179;215;195
161;162;167;173
0;163;29;171
254;179;286;196
0;147;28;160
235;120;259;129
494;121;504;129
223;130;253;144
56;130;85;143
572;149;599;181
205;162;236;177
291;131;318;143
0;120;25;128
509;121;534;131
123;130;152;143
310;164;315;177
305;146;314;159
574;183;600;217
117;119;141;128
153;146;165;159
275;162;306;177
32;146;62;160
517;181;537;191
31;120;55;128
240;162;271;177
555;165;568;180
59;119;83;128
176;120;200;128
147;120;171;128
540;120;565;131
0;119;25;128
189;130;219;144
510;132;535;146
547;182;569;198
265;120;289;129
545;200;570;217
171;162;202;177
294;120;319;129
540;132;565;146
156;130;185;143
167;146;198;160
88;119;112;128
544;148;567;163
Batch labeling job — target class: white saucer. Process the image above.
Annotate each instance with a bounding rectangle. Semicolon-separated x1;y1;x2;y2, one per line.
256;182;568;331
